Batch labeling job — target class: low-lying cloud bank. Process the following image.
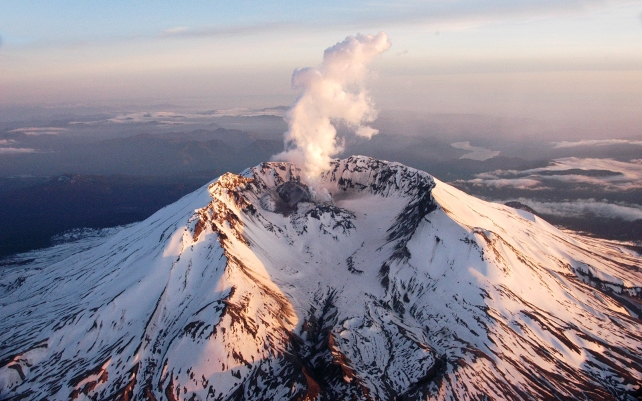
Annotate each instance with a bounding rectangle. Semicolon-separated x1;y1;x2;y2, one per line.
468;177;543;189
0;147;38;154
8;127;67;136
464;158;642;191
66;108;287;127
552;139;642;148
510;198;642;221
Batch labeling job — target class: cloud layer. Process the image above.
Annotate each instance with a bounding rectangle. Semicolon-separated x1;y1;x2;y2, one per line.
273;32;391;180
8;127;67;135
0;138;37;154
0;147;37;154
465;158;642;191
64;108;286;127
552;139;642;148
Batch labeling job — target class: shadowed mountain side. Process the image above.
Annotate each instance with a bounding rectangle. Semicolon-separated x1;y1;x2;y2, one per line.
0;174;213;257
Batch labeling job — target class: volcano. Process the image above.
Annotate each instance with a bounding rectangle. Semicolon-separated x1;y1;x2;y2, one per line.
1;156;641;400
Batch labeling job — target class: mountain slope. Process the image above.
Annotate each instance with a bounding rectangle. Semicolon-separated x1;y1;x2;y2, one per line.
1;156;641;400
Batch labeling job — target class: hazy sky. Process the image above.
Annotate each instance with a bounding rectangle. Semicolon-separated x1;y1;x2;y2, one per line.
1;1;641;136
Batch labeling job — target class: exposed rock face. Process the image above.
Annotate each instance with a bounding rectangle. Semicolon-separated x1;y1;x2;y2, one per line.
276;181;312;206
1;156;641;400
260;180;313;215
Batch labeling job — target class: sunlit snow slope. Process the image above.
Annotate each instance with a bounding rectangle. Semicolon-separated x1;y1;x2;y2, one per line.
1;156;641;400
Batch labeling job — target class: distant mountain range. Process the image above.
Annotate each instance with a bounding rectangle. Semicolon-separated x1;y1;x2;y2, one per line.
0;128;284;177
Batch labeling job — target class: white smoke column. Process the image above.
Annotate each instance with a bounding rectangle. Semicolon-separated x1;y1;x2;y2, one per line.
273;32;391;180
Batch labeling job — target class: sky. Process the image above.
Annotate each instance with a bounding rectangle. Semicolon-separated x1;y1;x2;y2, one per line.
1;1;641;137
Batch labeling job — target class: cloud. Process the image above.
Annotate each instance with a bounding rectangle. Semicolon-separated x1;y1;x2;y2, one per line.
107;111;186;125
145;3;627;43
197;107;287;118
156;22;298;40
72;111;192;126
4;0;634;53
464;158;642;191
162;27;189;35
527;158;642;190
552;139;642;148
70;107;286;127
0;147;38;154
352;0;635;34
11;20;302;52
8;127;66;135
451;141;500;161
513;198;642;221
273;32;391;180
0;139;16;145
467;177;543;189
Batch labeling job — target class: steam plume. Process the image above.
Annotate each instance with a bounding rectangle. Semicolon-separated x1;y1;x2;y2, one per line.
273;32;391;180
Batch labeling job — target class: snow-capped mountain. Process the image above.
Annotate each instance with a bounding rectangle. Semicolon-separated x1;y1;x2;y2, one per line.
1;156;641;400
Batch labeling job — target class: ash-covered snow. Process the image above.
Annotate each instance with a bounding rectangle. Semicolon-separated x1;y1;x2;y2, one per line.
1;156;641;400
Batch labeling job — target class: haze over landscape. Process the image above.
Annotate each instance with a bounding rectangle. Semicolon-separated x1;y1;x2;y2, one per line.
2;0;642;135
1;2;642;400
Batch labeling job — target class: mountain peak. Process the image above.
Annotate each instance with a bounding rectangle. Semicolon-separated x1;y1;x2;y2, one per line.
1;157;641;400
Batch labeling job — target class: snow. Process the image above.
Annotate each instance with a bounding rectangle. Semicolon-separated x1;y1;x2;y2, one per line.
1;156;640;400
